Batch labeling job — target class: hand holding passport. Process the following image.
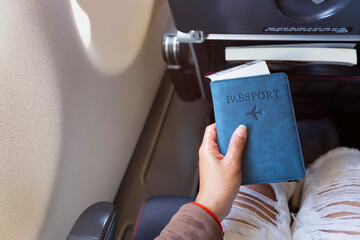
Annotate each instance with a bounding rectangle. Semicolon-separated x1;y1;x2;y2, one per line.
207;61;305;185
196;123;247;221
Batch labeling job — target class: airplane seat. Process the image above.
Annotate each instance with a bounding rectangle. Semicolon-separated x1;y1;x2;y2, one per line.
128;0;360;238
164;0;360;121
132;196;195;240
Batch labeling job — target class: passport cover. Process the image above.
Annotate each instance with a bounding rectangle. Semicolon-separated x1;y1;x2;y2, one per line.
210;73;305;185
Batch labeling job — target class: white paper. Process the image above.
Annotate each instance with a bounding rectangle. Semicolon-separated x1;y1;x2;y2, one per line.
207;60;270;81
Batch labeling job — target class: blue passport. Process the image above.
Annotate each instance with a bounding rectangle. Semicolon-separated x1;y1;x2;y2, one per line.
210;72;305;185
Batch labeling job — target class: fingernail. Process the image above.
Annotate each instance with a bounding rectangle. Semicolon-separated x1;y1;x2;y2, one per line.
236;125;247;137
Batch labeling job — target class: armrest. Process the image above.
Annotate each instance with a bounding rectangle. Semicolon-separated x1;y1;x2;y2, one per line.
67;202;116;240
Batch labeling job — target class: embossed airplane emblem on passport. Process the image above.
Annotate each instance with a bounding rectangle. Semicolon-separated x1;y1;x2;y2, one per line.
247;105;262;120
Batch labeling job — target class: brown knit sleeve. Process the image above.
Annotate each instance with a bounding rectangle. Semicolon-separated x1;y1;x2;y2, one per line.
155;203;223;240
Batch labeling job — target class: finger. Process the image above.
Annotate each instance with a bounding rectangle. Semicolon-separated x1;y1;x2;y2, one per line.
225;125;247;162
202;123;217;143
200;123;219;154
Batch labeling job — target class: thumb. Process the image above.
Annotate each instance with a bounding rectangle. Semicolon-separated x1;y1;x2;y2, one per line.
225;125;247;162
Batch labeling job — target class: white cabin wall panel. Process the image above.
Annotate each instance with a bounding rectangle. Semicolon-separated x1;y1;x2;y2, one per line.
0;0;173;239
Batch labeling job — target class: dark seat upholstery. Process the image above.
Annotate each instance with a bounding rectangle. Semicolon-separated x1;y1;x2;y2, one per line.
133;195;195;240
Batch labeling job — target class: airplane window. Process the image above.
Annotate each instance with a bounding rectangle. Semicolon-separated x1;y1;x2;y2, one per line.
69;0;155;76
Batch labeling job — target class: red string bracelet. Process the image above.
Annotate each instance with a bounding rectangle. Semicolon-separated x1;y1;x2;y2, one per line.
189;202;224;236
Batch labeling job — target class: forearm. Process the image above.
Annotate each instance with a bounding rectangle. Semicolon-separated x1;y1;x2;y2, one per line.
155;203;223;240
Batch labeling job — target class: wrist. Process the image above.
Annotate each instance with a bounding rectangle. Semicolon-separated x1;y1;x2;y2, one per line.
195;196;223;221
189;202;224;235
